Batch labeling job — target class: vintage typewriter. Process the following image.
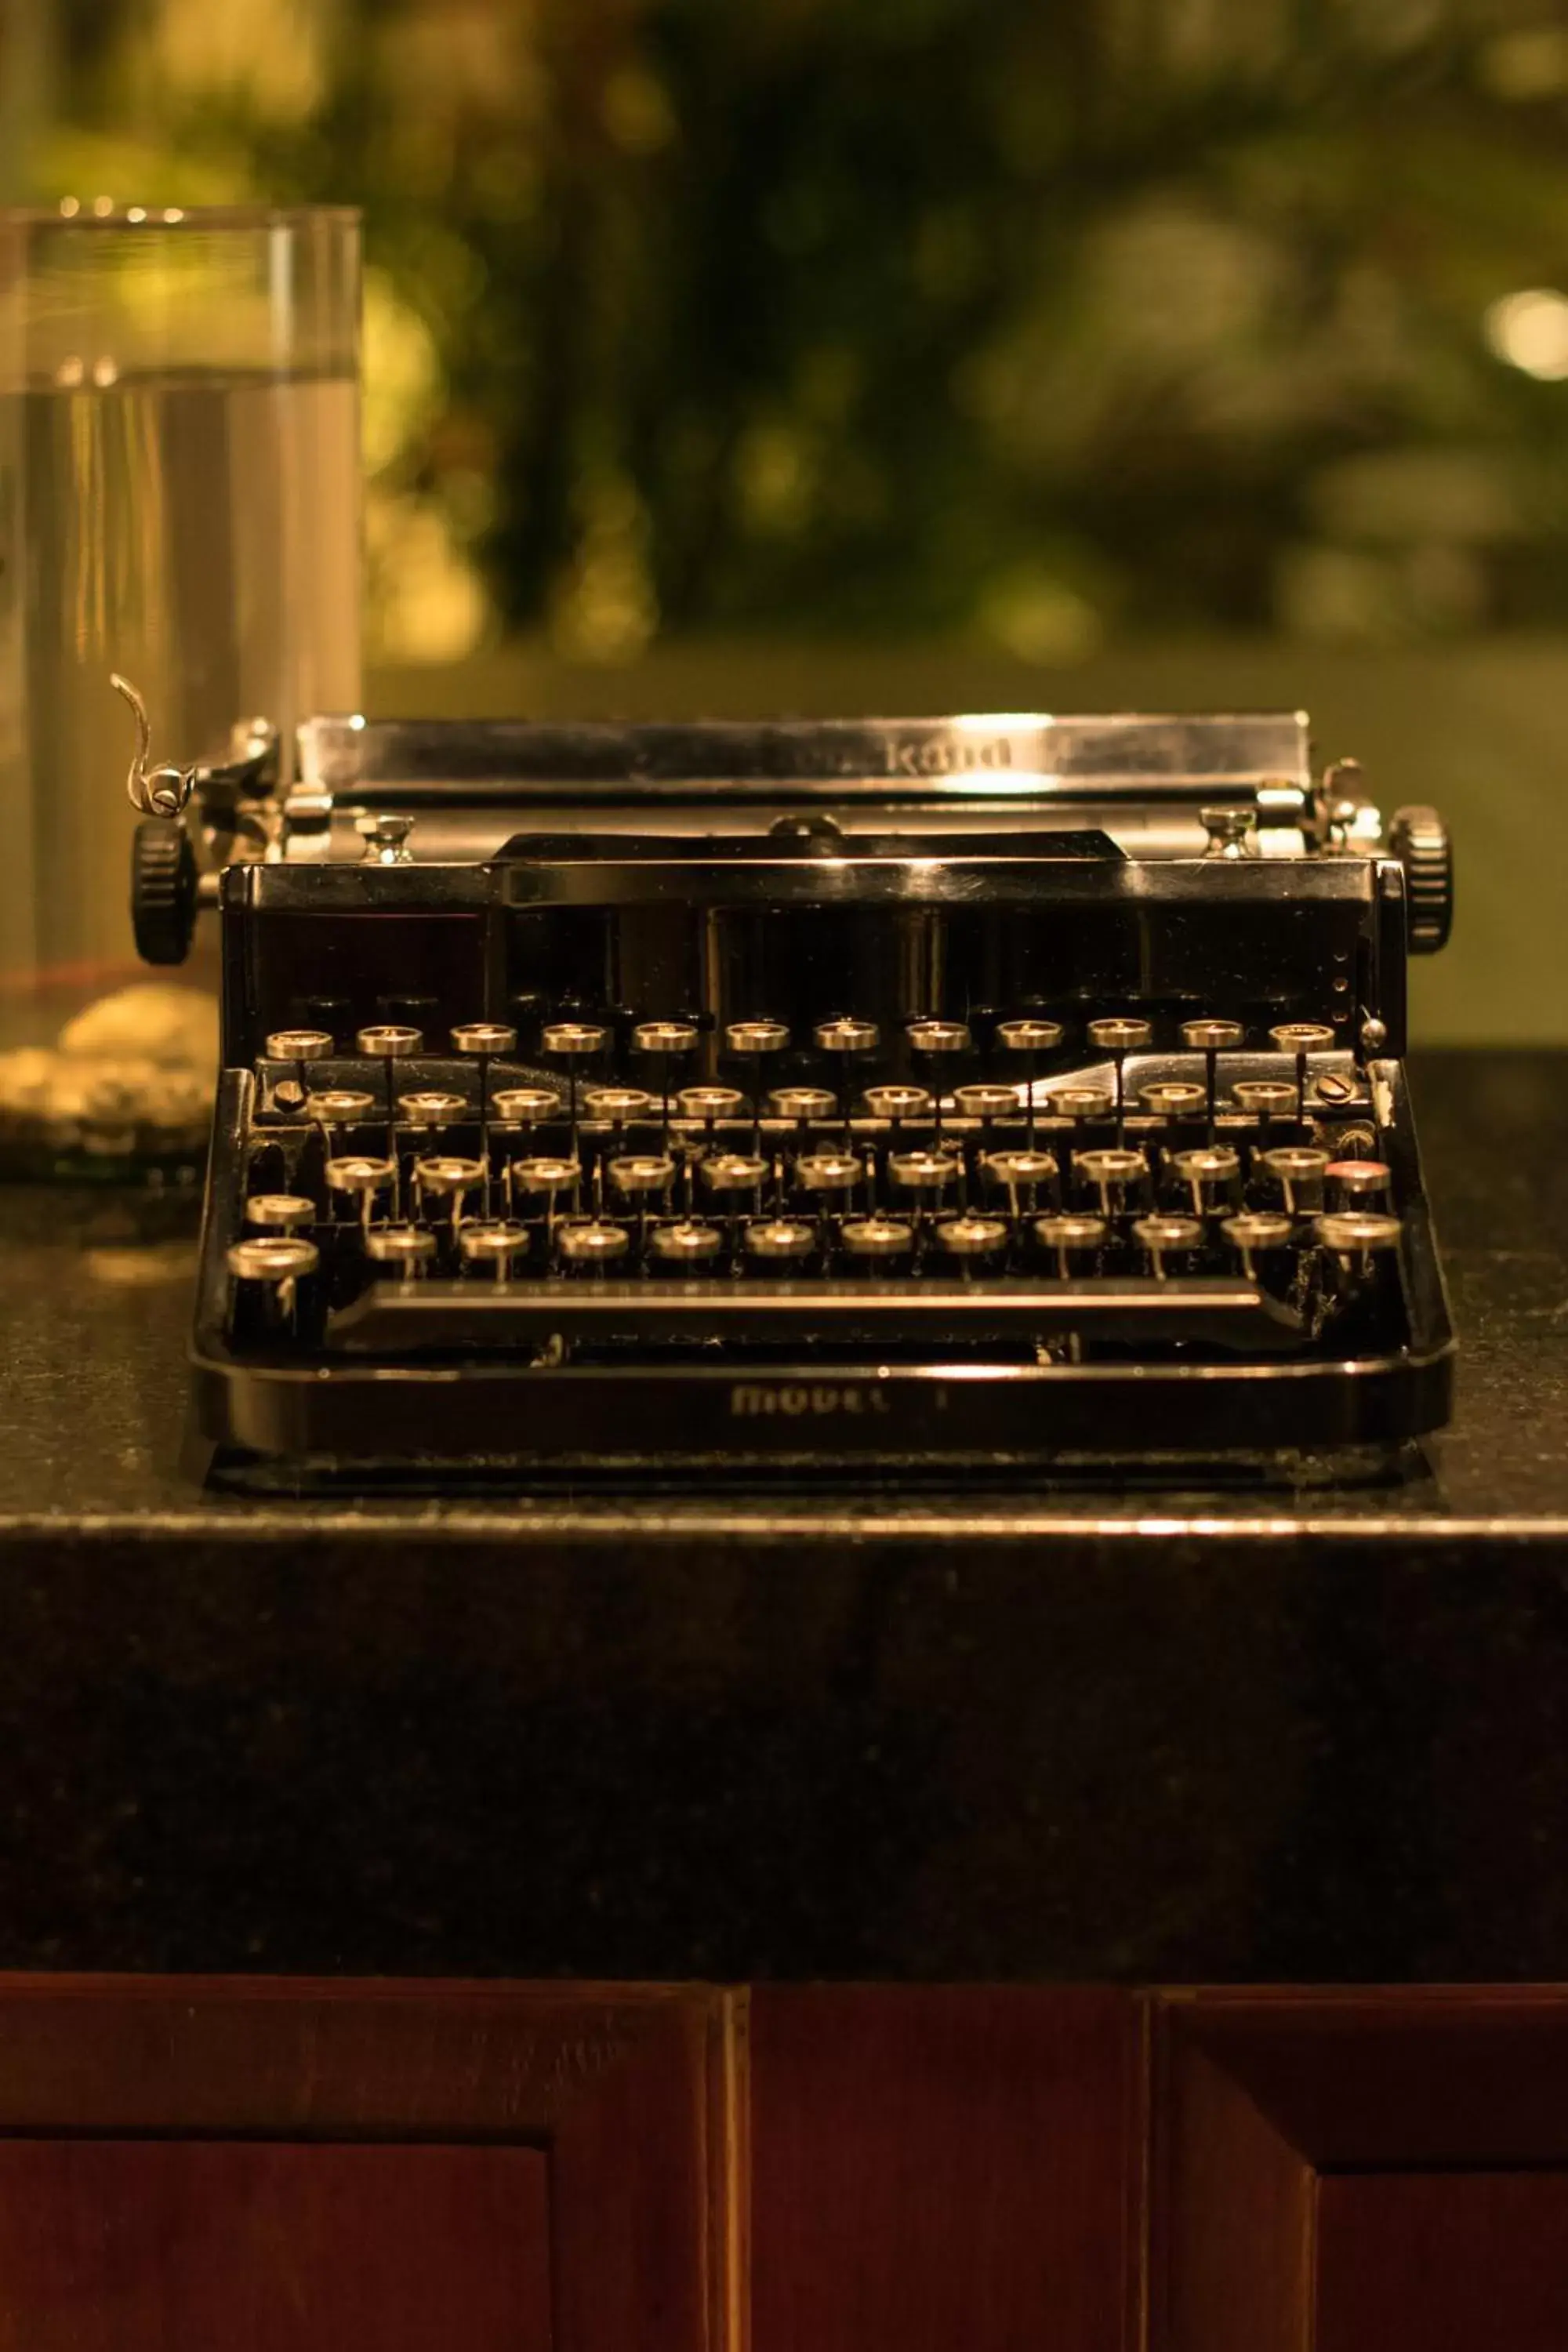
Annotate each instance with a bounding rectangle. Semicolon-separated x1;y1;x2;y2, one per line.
126;704;1454;1477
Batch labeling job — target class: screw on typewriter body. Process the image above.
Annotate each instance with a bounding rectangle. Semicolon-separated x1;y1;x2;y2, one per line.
1134;1213;1203;1279
1076;1145;1146;1219
1221;1210;1295;1280
357;1024;423;1163
266;1029;333;1114
1259;1144;1330;1218
543;1019;608;1160
1230;1077;1298;1143
308;1087;378;1162
1035;1212;1107;1280
245;1192;316;1234
906;1018;970;1147
452;1021;518;1188
727;1018;790;1151
1180;1018;1245;1139
1087;1017;1152;1144
1269;1022;1337;1140
413;1153;486;1243
996;1017;1063;1144
650;1218;723;1265
1312;1069;1359;1108
227;1234;318;1331
982;1148;1059;1220
355;812;416;864
558;1218;632;1271
933;1212;1008;1265
364;1224;437;1283
1169;1143;1241;1221
1200;807;1257;858
1316;1210;1403;1283
325;1153;396;1236
458;1219;530;1283
1325;1157;1392;1207
510;1153;581;1236
840;1214;915;1263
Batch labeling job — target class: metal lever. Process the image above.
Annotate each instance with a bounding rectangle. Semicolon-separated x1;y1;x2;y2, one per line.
111;673;197;818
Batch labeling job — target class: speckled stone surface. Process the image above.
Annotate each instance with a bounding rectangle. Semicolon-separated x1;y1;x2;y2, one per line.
0;1049;1565;1982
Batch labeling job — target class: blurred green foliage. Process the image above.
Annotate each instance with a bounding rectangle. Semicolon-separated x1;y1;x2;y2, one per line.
25;0;1568;664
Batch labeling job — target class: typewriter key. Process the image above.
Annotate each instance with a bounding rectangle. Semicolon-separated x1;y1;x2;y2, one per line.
583;1086;653;1128
1269;1022;1337;1134
815;1018;879;1054
1231;1078;1298;1141
364;1224;437;1280
325;1153;397;1235
933;1213;1009;1261
397;1091;469;1133
1259;1144;1330;1216
608;1152;677;1196
906;1019;971;1054
770;1085;837;1127
245;1193;316;1233
413;1154;487;1240
982;1149;1058;1215
452;1022;517;1153
557;1219;631;1268
1087;1015;1152;1137
1169;1143;1241;1219
1034;1212;1107;1279
887;1148;960;1195
996;1018;1062;1141
308;1088;378;1160
509;1154;581;1230
358;1025;423;1157
1076;1145;1146;1218
864;1083;933;1128
702;1153;770;1196
1315;1210;1403;1274
492;1085;561;1130
227;1234;320;1329
1138;1079;1207;1121
266;1028;334;1109
633;1019;699;1056
543;1021;608;1057
1325;1156;1392;1204
746;1217;816;1261
953;1083;1020;1126
458;1220;530;1281
726;1019;789;1055
1181;1018;1245;1134
796;1152;862;1194
1221;1210;1295;1279
840;1215;915;1261
1053;1086;1114;1126
649;1219;723;1264
677;1085;745;1130
1133;1213;1203;1279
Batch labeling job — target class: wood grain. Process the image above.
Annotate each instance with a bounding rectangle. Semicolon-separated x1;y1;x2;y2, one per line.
0;2142;550;2352
1316;2172;1568;2352
750;1987;1138;2352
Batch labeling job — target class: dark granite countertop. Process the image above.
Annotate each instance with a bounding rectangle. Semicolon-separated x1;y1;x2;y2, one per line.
0;1050;1565;1982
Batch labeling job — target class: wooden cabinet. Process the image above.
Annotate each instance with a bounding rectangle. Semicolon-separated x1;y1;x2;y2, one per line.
0;1978;1563;2347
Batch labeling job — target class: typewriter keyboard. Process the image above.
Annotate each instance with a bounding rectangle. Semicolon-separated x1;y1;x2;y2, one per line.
223;1011;1413;1367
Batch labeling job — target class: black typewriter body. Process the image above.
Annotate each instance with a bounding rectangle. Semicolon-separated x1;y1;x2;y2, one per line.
144;711;1454;1478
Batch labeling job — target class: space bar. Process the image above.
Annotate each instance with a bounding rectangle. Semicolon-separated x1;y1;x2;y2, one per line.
326;1275;1308;1353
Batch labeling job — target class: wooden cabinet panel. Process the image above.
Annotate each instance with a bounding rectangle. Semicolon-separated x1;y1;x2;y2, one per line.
0;1976;741;2352
1151;1990;1568;2352
0;2143;550;2352
1316;2172;1568;2352
750;1987;1138;2352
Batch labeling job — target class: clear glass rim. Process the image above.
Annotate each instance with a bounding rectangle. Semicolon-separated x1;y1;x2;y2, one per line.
0;204;361;229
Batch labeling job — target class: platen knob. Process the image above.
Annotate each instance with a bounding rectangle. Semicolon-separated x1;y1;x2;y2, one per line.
1388;806;1453;955
130;819;198;966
